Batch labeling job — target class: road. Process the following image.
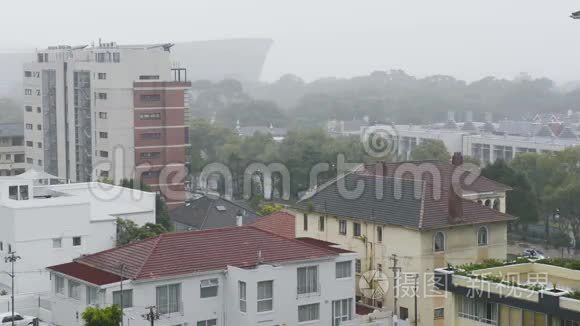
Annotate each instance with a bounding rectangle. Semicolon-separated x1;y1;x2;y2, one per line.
508;241;580;260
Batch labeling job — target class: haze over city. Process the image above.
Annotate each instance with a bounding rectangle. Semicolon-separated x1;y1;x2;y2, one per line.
1;0;580;82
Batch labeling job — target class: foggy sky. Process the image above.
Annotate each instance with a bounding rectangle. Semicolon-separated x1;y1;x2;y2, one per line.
2;0;580;83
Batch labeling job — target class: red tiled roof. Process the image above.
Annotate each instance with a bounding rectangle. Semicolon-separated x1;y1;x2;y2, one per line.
252;211;296;239
49;226;338;282
296;237;354;254
48;262;126;286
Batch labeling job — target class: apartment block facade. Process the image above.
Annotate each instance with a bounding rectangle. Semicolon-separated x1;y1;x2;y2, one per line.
22;43;189;205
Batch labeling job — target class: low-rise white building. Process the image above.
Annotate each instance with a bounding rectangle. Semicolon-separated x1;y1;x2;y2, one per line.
0;175;156;294
47;226;357;326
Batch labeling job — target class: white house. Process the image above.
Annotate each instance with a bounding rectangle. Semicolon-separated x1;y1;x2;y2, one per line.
47;226;357;326
0;175;156;294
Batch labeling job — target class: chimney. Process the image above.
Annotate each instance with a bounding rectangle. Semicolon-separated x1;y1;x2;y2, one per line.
236;210;243;227
449;152;464;222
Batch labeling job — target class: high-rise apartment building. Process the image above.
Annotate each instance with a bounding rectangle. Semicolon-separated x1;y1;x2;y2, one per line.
22;42;189;206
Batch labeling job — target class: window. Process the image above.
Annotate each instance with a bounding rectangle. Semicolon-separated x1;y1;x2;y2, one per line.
37;124;42;130
142;132;161;140
257;281;273;312
37;142;42;148
156;284;181;314
434;308;444;319
36;107;41;113
55;275;65;295
140;94;161;102
339;220;347;235
97;92;107;100
24;71;32;77
319;216;325;231
0;242;2;251
73;236;82;246
14;154;24;163
68;280;81;300
200;278;219;298
493;199;500;211
87;286;99;305
52;238;62;248
100;170;109;178
239;281;247;313
100;151;109;158
484;199;491;207
377;226;383;242
400;307;409;320
297;266;318;295
478;227;488;246
25;106;32;112
113;52;121;63
38;160;42;166
196;320;217;326
458;296;498;325
26;141;33;147
353;222;361;237
8;244;11;253
140;112;161;120
99;112;108;119
26;158;33;164
113;289;133;308
25;88;32;95
303;214;308;231
26;123;33;130
139;75;160;80
298;303;320;322
9;185;28;200
433;232;445;252
142;170;161;178
332;298;352;326
99;132;108;139
336;261;352;279
355;259;361;273
140;152;161;159
97;73;107;80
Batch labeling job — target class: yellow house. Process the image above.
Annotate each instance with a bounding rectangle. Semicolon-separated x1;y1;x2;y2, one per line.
288;154;516;326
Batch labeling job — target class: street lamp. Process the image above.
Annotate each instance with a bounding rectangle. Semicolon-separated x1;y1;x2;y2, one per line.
4;251;21;326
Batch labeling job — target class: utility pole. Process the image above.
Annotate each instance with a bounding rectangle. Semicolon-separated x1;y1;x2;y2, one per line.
118;264;126;326
413;273;419;326
4;251;21;326
389;254;401;317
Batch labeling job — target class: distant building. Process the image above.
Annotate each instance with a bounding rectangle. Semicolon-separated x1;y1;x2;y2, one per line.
0;174;156;294
47;226;357;326
327;119;369;137
22;42;190;207
170;194;259;231
0;123;25;176
236;122;287;141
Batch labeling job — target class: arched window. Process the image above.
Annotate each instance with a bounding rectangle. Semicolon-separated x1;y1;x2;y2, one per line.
493;199;500;211
478;227;488;246
433;232;445;252
477;200;483;205
484;199;491;207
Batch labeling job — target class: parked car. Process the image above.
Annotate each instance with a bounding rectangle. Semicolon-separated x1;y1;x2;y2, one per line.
0;312;38;325
522;248;547;261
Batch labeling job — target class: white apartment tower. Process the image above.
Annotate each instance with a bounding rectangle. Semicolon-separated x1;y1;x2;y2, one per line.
22;42;187;187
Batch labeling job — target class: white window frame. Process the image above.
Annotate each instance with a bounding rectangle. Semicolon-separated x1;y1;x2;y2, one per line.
332;298;353;326
200;278;219;298
257;280;273;313
298;303;320;323
196;319;217;326
297;266;319;295
336;261;352;279
239;281;247;313
68;280;81;300
434;307;444;319
433;231;445;252
55;275;65;295
156;283;181;315
87;286;99;305
339;220;347;235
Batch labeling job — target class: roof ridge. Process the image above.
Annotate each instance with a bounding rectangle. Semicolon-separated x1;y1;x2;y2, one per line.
199;199;215;229
248;225;339;257
134;234;164;279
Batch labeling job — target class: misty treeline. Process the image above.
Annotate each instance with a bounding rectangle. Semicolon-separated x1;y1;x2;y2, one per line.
190;70;580;128
0;97;22;123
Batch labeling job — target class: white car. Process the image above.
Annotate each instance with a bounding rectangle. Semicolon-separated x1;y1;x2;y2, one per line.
0;313;37;326
522;248;547;261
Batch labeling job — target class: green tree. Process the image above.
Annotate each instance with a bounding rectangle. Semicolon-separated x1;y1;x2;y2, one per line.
545;177;580;247
257;203;284;216
482;160;538;224
116;218;167;246
82;305;122;326
117;179;172;231
409;139;451;161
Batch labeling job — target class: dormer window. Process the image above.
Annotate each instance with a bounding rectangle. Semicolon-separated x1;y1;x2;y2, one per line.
433;232;445;252
478;227;488;246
